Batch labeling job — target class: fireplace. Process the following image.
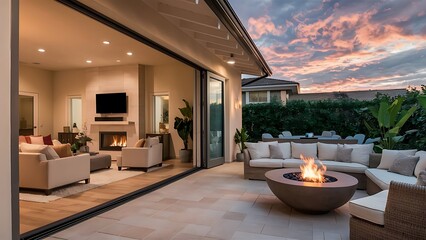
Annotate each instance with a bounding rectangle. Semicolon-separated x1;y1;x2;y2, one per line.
99;131;127;151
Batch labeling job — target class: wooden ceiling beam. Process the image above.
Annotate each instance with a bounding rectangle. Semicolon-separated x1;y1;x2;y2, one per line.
194;32;238;48
179;20;229;39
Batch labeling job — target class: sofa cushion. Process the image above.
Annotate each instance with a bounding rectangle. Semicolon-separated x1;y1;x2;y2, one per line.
51;143;73;158
336;145;353;162
249;159;285;168
317;142;337;160
43;134;54;145
388;155;419;176
20;143;60;160
291;142;317;159
19;136;28;144
246;142;277;159
269;145;283;159
30;136;44;145
52;139;62;146
145;137;159;147
134;138;146;147
414;151;426;177
349;190;388;225
417;170;426;186
365;168;417;190
344;144;374;166
277;142;291;159
321;161;368;173
377;149;417;170
282;158;305;168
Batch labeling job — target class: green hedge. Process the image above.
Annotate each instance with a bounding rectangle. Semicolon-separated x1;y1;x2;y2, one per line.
242;88;426;150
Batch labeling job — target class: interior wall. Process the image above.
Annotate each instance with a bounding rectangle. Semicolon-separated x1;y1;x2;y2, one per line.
52;64;142;159
146;62;195;158
19;64;54;136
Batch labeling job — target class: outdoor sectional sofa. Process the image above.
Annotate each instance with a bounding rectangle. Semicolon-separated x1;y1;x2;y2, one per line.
243;141;426;191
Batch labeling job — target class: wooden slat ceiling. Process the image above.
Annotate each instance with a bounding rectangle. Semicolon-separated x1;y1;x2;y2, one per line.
142;0;265;76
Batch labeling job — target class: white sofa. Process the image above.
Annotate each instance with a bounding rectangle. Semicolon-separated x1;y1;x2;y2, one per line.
119;143;163;171
244;141;374;189
19;152;91;195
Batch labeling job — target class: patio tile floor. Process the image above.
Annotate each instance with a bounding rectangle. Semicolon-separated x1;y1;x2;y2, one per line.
52;162;367;240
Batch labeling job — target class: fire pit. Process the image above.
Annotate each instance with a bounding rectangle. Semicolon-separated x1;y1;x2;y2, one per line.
265;155;358;214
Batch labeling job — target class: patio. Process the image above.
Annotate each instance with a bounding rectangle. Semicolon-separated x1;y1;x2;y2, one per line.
48;162;367;240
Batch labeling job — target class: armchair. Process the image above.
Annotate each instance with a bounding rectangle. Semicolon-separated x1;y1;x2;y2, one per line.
19;152;90;195
119;143;163;171
350;181;426;240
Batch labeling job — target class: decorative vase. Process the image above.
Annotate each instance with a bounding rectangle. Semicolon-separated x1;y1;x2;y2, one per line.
79;145;89;153
236;152;245;162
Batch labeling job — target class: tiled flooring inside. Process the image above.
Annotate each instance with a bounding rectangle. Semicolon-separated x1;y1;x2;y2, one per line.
49;162;367;240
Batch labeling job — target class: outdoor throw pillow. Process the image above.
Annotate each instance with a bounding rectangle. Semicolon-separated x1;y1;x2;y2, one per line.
269;144;284;159
388;154;419;176
317;142;338;160
277;142;291;159
416;170;426;186
343;144;374;166
245;142;277;159
291;142;317;159
377;149;417;170
414;151;426;177
335;145;353;162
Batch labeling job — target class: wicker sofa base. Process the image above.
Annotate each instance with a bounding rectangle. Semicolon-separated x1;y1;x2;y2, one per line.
350;217;389;240
366;177;383;195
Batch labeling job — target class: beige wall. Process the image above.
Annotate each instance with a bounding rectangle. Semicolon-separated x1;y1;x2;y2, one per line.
1;0;14;238
19;65;54;136
146;63;195;158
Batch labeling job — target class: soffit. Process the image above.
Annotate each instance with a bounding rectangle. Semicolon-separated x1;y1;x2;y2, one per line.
141;0;266;76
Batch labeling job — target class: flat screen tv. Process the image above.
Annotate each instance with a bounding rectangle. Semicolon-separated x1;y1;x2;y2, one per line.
96;92;127;114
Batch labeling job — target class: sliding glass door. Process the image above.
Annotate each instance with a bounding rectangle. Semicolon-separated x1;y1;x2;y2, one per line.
207;73;224;168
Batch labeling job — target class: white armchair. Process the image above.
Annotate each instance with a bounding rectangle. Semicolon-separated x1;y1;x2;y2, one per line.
19;152;90;195
119;143;163;171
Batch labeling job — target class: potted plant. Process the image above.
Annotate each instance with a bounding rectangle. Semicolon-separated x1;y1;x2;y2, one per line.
75;131;92;153
174;99;193;162
234;128;248;161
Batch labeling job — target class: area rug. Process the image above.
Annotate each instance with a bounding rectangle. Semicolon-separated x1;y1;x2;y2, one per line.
19;163;169;203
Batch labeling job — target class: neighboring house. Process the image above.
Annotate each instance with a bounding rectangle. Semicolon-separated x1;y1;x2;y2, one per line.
289;89;407;101
1;0;272;238
242;77;300;105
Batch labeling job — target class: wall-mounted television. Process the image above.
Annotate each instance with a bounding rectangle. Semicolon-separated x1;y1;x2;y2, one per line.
96;92;127;114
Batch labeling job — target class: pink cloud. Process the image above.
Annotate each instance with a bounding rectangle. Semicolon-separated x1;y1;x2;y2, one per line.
247;15;285;40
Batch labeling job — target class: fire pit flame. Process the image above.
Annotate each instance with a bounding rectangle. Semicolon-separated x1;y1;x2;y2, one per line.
300;154;326;183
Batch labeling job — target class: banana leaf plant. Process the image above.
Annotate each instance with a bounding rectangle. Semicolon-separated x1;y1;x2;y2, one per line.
174;99;193;150
234;128;249;152
364;96;417;150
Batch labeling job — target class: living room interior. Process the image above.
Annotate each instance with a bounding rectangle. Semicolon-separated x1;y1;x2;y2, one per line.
18;0;199;234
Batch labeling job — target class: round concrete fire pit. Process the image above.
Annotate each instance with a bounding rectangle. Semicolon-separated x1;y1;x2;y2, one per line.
265;168;358;214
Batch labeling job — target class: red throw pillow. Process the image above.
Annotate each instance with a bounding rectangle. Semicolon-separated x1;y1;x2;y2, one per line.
43;134;54;145
24;136;31;144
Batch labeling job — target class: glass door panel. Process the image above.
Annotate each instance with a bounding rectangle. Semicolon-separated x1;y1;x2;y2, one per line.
207;74;224;168
19;94;37;136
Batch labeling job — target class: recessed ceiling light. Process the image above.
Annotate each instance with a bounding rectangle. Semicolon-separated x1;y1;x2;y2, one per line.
102;40;110;45
86;60;92;63
116;60;121;63
38;48;45;53
227;54;236;64
126;52;133;56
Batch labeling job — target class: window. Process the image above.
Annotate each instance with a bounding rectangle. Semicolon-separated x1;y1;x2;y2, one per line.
270;91;281;103
248;91;267;103
153;94;169;133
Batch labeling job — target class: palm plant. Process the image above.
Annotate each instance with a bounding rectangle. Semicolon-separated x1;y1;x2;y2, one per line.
174;99;193;150
234;128;249;152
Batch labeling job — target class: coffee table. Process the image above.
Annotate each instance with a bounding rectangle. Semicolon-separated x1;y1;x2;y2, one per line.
265;168;358;214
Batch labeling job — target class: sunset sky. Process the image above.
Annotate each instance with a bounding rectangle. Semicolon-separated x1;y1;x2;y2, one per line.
228;0;426;93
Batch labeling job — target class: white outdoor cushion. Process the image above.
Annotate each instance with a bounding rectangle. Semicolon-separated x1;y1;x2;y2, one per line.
377;149;417;170
321;161;368;173
344;144;374;166
317;142;338;160
414;151;426;177
349;190;388;225
249;159;285;168
365;168;417;190
277;142;291;159
282;158;305;168
291;142;318;159
246;142;277;159
20;143;60;160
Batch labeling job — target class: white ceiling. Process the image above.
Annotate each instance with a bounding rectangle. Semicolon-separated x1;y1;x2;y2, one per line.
19;0;177;71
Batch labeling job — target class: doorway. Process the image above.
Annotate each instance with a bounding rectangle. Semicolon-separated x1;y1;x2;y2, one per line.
19;92;38;136
206;72;225;168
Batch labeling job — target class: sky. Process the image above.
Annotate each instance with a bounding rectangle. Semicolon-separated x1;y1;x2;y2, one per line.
228;0;426;93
